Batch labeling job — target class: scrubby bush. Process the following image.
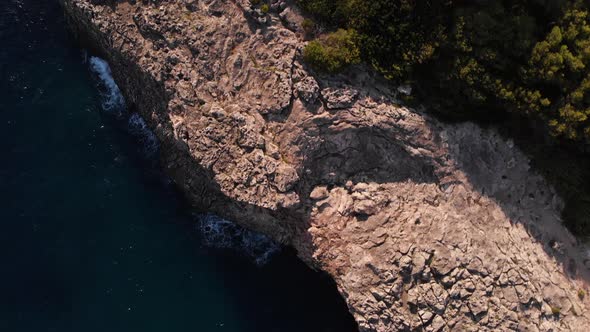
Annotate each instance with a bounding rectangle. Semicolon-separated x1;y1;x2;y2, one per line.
303;29;360;73
299;0;448;79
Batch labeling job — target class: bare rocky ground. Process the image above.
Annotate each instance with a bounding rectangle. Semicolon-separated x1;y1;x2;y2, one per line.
61;0;590;330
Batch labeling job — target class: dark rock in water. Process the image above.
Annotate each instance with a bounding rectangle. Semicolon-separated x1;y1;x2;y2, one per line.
198;213;280;266
59;0;590;330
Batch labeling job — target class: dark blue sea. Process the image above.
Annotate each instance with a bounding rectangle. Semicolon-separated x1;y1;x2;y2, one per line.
0;1;357;331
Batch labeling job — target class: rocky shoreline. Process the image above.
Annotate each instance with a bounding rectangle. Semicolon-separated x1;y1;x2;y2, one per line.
61;0;590;330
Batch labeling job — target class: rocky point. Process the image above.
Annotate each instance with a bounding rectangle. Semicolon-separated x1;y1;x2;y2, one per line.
60;0;590;330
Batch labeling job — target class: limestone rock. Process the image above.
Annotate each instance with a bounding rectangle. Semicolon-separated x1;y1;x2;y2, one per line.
321;86;359;109
310;186;329;200
294;76;320;104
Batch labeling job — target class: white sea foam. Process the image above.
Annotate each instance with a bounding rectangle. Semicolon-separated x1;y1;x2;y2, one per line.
128;113;159;157
199;214;280;266
88;56;159;157
89;56;125;114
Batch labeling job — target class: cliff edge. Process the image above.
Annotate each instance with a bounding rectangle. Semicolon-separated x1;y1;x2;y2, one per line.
61;0;590;330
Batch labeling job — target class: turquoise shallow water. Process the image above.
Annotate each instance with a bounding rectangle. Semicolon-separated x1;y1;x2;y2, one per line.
0;1;357;331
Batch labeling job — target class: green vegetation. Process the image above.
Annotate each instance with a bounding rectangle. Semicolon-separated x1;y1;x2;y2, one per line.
551;306;562;315
299;0;590;237
579;289;587;300
303;29;361;73
298;0;590;140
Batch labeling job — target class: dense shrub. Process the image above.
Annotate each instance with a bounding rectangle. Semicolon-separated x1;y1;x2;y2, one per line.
299;0;449;79
303;29;360;73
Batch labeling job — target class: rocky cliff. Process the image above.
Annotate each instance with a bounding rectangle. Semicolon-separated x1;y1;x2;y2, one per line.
61;0;590;330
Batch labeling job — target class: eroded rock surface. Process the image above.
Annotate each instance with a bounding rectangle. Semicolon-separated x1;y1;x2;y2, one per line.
61;0;590;330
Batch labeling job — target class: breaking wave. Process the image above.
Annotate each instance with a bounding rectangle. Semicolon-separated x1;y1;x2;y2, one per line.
89;56;125;115
198;214;280;266
88;55;159;158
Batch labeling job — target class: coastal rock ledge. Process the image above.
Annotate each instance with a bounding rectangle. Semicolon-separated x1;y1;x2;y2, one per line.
61;0;590;330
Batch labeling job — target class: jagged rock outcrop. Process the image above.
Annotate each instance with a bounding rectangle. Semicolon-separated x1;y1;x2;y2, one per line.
60;0;590;330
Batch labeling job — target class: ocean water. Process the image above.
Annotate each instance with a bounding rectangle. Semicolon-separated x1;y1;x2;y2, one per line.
0;1;357;331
